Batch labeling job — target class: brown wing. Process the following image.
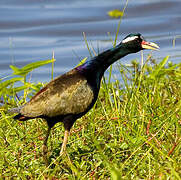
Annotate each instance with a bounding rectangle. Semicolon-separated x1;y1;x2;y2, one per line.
20;69;94;117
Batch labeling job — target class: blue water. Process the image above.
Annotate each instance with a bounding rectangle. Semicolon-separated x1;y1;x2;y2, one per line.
0;0;181;83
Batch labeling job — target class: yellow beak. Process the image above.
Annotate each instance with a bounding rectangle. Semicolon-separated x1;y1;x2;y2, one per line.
141;41;160;50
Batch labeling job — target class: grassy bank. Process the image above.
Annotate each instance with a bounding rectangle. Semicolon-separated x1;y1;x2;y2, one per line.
0;54;180;179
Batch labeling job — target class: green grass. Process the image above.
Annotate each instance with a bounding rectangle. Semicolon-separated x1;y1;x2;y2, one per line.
0;54;180;179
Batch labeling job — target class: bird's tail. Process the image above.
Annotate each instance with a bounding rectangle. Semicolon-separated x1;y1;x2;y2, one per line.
14;113;32;121
8;107;22;114
8;107;32;121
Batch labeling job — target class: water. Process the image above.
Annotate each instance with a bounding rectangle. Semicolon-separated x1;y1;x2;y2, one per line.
0;0;181;83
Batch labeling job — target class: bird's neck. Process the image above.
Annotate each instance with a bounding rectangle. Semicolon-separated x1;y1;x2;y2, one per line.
77;43;130;77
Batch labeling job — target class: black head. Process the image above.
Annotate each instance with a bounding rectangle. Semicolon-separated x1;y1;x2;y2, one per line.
121;33;159;53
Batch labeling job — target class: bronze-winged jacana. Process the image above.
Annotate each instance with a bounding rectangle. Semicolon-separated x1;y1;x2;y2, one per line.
13;33;159;163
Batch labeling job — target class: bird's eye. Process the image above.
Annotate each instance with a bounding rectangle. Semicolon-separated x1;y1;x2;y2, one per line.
140;35;144;41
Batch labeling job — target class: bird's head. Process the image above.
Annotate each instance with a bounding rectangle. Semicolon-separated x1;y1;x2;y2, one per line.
121;33;159;53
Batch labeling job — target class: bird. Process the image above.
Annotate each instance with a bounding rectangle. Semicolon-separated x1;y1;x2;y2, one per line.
13;33;159;163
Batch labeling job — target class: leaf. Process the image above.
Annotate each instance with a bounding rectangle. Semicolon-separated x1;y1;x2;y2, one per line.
10;59;55;76
108;9;124;18
7;85;28;94
0;77;23;89
148;56;169;79
76;57;87;67
120;142;128;150
9;65;19;72
109;167;122;180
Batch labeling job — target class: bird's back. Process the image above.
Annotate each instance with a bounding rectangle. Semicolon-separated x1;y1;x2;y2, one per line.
20;69;94;118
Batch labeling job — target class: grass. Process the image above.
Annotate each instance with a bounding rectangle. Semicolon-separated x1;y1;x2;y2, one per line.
0;51;180;179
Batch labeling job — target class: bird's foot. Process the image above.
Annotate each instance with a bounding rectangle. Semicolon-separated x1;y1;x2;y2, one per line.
42;145;49;166
42;144;48;154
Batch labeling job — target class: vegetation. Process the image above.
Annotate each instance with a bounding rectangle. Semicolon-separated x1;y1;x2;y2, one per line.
0;51;180;179
1;0;180;178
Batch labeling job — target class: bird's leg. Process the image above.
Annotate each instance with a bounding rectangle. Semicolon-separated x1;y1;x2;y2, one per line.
42;126;51;166
59;117;74;156
60;129;70;156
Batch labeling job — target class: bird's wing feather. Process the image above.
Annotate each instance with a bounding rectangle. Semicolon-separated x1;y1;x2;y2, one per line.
20;69;94;117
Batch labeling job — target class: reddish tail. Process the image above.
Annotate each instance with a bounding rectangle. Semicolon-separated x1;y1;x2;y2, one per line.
14;113;32;121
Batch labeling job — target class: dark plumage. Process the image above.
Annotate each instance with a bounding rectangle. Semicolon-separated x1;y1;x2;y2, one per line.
13;33;159;163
